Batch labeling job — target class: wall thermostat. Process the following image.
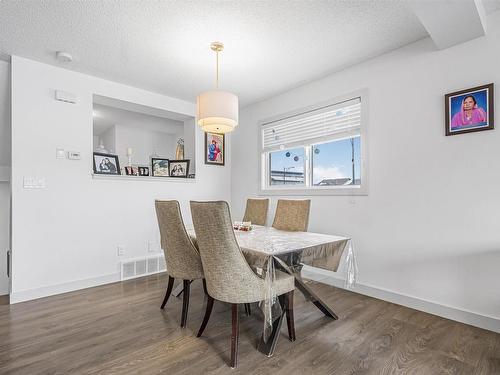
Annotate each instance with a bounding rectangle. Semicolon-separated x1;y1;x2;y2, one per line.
67;151;81;160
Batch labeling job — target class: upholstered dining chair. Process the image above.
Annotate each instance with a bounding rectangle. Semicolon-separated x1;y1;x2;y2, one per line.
272;199;311;232
155;200;205;328
242;198;269;226
190;201;295;368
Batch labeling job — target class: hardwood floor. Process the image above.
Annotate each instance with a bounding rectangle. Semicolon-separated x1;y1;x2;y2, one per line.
0;274;498;374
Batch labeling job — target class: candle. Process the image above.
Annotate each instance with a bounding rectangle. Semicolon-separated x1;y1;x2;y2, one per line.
126;147;133;156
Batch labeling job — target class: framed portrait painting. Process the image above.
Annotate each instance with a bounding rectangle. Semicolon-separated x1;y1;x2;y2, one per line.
445;83;494;136
168;160;190;177
205;132;225;166
93;152;121;175
151;158;169;177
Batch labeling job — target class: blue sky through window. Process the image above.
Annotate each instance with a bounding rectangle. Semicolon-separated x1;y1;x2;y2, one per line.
313;136;361;185
269;137;361;186
270;147;305;173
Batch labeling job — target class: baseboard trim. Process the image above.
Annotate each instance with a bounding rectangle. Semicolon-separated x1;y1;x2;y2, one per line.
10;272;121;304
302;266;500;334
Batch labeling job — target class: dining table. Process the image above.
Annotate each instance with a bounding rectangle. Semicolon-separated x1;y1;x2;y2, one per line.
183;224;358;357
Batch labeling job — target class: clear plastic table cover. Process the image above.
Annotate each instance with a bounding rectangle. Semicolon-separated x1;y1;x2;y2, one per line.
188;225;358;342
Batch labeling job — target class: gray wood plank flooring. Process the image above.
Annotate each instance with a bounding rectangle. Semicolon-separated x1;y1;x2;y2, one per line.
0;273;498;374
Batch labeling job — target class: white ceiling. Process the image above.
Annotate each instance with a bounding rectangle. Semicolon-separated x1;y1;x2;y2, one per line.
0;1;499;106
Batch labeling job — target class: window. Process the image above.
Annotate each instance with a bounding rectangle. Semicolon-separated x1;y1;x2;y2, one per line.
260;94;367;194
269;147;305;186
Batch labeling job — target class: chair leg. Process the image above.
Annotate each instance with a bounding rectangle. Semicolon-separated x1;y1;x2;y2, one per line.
230;304;239;368
244;303;252;316
180;279;190;327
285;290;296;342
202;279;208;295
197;295;214;337
160;276;175;309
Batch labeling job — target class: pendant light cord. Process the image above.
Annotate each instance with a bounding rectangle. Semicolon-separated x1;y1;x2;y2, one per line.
216;50;219;89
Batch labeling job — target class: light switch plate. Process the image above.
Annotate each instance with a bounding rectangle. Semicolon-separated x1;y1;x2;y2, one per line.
117;245;125;256
56;148;65;159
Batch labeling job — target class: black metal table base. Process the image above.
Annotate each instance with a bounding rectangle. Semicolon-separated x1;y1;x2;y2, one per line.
257;274;338;357
294;276;339;320
256;308;286;356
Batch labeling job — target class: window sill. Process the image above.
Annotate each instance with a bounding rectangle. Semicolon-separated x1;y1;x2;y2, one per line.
92;174;197;183
259;185;368;196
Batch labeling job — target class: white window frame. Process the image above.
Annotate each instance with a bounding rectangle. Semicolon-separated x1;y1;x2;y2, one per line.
259;89;369;196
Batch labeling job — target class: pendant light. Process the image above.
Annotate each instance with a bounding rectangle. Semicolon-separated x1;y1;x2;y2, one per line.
196;42;239;133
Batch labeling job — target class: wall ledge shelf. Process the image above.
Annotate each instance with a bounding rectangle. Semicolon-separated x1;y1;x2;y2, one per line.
91;174;196;183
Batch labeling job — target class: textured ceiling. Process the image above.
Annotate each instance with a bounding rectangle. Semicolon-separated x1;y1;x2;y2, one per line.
0;0;482;106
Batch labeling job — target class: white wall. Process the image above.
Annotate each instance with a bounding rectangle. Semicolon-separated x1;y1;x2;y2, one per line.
0;59;11;296
114;126;176;167
183;118;196;174
10;56;231;302
92;103;186;167
97;124;116;153
232;11;500;331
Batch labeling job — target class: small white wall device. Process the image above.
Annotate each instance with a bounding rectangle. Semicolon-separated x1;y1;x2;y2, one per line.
55;90;77;104
67;151;81;160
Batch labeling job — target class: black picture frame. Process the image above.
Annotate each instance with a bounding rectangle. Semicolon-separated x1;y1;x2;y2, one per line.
151;158;170;177
445;83;494;136
168;160;190;178
138;166;150;176
93;152;121;175
205;131;225;166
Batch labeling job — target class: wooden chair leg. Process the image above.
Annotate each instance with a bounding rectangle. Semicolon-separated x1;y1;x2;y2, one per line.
160;276;175;309
197;295;214;337
244;303;252;316
285;290;296;341
175;279;193;298
180;280;190;327
230;304;239;368
202;279;208;295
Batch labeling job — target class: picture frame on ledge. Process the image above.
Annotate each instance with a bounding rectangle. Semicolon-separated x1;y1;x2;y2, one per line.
168;160;190;178
93;152;121;175
445;83;494;136
205;131;225;166
124;166;138;176
138;166;150;176
151;158;169;177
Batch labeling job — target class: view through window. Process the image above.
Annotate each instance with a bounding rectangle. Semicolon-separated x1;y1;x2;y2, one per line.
261;96;364;191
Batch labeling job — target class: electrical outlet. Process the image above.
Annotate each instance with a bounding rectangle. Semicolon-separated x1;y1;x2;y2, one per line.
117;245;125;256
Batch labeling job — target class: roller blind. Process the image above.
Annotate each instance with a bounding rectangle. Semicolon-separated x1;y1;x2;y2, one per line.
262;97;361;152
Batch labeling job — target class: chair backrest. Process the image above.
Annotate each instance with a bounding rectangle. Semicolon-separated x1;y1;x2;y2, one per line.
272;199;311;232
155;200;204;280
190;201;264;303
242;198;269;226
